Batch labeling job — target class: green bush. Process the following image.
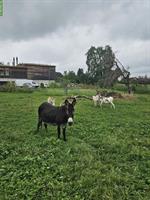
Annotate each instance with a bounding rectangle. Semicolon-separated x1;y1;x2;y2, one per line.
135;84;150;94
0;82;16;92
40;83;45;88
16;87;33;93
113;83;127;92
49;82;61;88
0;82;33;93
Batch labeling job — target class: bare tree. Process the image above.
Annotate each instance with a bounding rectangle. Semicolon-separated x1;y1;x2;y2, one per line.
115;58;131;94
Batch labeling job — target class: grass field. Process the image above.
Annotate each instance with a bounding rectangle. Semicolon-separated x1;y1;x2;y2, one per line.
0;88;150;200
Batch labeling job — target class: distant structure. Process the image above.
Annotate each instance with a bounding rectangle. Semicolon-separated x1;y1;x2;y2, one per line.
16;57;18;65
0;57;56;85
12;57;15;66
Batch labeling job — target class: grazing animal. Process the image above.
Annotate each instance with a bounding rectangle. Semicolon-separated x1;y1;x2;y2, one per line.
99;96;115;109
92;95;100;106
47;96;55;106
92;94;115;109
37;98;76;141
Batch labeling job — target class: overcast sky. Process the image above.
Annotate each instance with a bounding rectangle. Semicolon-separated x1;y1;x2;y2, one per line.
0;0;149;76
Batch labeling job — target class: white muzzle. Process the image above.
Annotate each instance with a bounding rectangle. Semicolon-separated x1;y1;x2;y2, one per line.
68;117;73;125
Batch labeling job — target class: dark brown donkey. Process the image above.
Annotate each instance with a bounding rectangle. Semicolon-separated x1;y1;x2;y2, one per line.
37;98;76;141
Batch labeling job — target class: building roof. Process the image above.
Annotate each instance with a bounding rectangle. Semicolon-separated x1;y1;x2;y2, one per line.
19;63;56;68
0;65;26;70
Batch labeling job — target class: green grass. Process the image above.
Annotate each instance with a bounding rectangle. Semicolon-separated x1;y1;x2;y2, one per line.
113;83;150;94
0;89;150;200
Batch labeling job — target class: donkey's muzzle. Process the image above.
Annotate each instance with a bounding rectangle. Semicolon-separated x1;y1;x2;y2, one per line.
68;117;73;126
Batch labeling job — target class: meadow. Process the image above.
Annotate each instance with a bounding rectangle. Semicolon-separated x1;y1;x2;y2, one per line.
0;88;150;200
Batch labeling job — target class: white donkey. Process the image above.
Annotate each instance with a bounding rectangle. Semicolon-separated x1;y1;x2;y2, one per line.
92;95;100;106
99;96;115;109
92;94;115;109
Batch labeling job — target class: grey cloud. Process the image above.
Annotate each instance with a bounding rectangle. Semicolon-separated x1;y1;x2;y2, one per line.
1;0;149;41
107;0;150;41
0;0;80;40
0;0;149;76
0;0;109;40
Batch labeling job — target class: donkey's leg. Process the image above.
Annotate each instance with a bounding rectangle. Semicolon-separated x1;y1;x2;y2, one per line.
57;125;61;139
37;118;42;132
100;101;103;109
44;123;48;132
62;127;67;141
98;100;101;107
93;100;97;106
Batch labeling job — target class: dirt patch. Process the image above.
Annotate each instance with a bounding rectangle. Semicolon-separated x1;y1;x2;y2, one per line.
99;91;136;100
122;94;136;100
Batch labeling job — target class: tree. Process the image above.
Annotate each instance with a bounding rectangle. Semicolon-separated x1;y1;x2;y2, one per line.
86;45;116;86
63;71;76;83
60;71;71;95
77;68;84;77
115;58;131;94
76;68;87;84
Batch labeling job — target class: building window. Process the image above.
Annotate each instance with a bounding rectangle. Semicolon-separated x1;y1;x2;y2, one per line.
5;70;9;76
0;70;5;76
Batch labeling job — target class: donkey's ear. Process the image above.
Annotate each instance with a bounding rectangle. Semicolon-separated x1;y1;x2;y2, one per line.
64;99;69;105
72;98;77;106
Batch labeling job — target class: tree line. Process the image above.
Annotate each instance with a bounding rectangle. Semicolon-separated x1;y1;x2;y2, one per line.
58;45;148;93
61;45;129;85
